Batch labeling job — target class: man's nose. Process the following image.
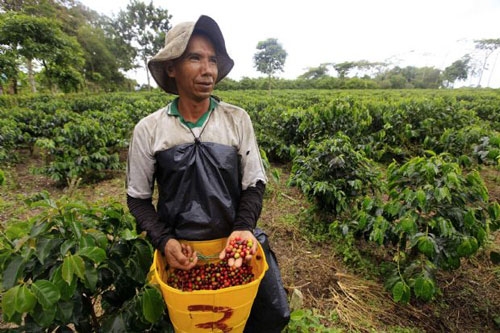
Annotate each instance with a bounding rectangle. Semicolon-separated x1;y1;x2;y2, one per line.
200;58;217;75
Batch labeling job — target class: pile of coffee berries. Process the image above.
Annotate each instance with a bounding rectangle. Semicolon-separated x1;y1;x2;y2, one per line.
224;237;254;266
167;261;254;291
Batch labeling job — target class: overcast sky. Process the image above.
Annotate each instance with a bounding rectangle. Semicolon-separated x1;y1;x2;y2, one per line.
80;0;500;88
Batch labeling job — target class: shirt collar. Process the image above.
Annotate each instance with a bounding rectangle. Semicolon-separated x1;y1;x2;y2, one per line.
168;97;217;128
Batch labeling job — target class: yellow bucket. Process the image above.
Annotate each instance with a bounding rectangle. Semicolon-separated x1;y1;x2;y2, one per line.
150;237;268;333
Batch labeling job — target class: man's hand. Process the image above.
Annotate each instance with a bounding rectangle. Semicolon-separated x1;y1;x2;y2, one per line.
219;230;258;267
164;238;198;270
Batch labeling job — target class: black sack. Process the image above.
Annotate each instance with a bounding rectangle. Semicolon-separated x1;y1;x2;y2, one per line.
244;228;290;333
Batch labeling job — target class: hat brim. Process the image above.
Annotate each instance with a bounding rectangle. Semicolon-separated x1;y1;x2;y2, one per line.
148;15;234;94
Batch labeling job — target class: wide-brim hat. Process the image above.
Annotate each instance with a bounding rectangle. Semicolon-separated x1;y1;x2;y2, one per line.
148;15;234;94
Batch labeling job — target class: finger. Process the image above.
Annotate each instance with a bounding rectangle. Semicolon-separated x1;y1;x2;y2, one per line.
234;257;243;268
247;238;258;255
189;255;198;267
251;242;258;255
183;244;194;258
219;249;226;260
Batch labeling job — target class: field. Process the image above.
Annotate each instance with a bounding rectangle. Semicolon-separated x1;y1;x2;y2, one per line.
1;89;500;332
2;150;500;332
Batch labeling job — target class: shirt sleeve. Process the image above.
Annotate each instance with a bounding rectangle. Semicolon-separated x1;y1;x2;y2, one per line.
126;119;156;199
233;180;266;231
238;111;268;190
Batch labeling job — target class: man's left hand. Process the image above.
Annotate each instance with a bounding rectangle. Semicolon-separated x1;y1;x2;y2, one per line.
219;230;258;267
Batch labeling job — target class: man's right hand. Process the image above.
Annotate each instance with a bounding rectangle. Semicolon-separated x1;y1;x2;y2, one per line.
164;239;198;270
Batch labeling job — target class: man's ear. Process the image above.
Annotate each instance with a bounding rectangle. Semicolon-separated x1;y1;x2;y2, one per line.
166;61;175;77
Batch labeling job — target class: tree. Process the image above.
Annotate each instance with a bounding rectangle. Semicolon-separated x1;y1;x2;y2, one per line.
63;3;137;90
474;38;500;87
0;45;19;94
253;38;287;90
442;55;471;88
0;12;84;93
331;60;384;80
299;63;330;80
332;61;355;80
113;0;171;89
77;24;128;91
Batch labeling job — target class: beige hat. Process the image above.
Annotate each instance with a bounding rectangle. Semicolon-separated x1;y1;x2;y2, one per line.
148;15;234;94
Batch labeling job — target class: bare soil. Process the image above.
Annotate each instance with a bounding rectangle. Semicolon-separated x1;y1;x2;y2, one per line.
2;152;500;332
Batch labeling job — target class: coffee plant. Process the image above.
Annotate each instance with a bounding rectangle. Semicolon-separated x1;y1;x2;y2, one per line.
33;115;123;185
336;152;500;302
289;132;382;219
473;134;500;166
0;192;169;332
285;309;336;333
0;117;22;163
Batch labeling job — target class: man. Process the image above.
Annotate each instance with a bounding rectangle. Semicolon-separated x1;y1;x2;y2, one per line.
126;15;289;332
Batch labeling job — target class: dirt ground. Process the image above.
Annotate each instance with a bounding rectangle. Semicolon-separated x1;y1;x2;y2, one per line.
2;153;500;332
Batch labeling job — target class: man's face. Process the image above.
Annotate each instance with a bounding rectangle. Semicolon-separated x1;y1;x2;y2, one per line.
168;34;218;101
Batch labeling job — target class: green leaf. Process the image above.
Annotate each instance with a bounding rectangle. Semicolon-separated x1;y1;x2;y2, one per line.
445;255;461;270
101;314;126;332
128;257;147;282
392;281;410;303
133;240;153;271
30;221;52;238
120;228;137;240
79;234;96;249
416;189;426;206
437;218;455;237
463;210;476;228
56;300;74;323
5;221;31;240
417;236;435;258
457;237;478;257
84;263;98;292
357;211;368;230
15;284;37;313
68;215;83;240
476;227;487;244
290;309;305;321
435;187;451;203
51;266;77;301
385;201;402;217
400;216;417;234
488;202;500;227
2;286;19;319
88;229;109;248
142;287;165;323
414;276;435;301
60;239;76;256
31;280;61;309
62;254;85;284
30;303;56;328
62;256;74;285
77;246;107;263
2;255;25;289
36;237;61;265
446;171;459;186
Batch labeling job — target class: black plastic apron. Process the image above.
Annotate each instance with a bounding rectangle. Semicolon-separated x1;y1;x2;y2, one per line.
154;139;241;241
